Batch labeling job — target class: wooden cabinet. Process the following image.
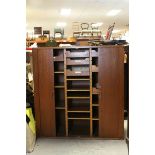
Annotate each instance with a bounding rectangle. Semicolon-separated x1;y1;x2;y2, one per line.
32;46;124;138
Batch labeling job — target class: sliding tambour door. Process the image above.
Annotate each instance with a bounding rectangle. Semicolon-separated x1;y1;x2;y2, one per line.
98;46;124;138
33;48;56;137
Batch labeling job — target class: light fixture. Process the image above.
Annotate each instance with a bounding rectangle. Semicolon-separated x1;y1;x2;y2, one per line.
56;22;67;27
92;22;103;27
60;8;71;16
113;30;121;33
106;10;121;16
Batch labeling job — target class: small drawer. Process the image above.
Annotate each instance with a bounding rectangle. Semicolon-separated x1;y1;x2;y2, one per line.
66;58;89;65
67;69;90;76
66;50;89;58
91;50;98;57
92;65;98;72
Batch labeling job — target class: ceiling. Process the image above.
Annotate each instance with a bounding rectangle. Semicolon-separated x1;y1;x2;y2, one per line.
26;0;129;37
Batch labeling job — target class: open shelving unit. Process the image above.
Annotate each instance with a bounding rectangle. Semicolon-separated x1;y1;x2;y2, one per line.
53;47;99;137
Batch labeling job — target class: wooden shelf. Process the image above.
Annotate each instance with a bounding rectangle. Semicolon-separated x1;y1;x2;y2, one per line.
68;110;90;113
68;107;90;113
67;89;89;92
55;86;64;88
67;78;90;81
92;104;99;106
92;118;99;120
26;40;48;44
56;107;65;110
54;71;64;74
67;85;90;91
68;118;90;120
67;107;90;112
67;96;90;99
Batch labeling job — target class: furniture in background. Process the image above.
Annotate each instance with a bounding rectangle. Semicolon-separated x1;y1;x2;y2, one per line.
54;28;64;38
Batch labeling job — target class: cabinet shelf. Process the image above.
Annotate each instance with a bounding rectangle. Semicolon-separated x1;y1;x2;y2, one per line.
54;71;64;74
68;110;90;113
67;81;89;89
67;78;90;81
55;86;64;88
92;118;99;120
67;89;89;91
68;118;90;120
92;104;99;106
67;107;90;112
68;107;90;111
67;96;90;99
56;107;65;110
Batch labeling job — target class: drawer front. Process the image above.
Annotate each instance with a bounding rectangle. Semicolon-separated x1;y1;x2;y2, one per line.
66;70;90;76
66;58;89;65
66;50;89;58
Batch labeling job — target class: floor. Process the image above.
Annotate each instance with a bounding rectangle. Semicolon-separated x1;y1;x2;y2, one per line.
27;120;128;155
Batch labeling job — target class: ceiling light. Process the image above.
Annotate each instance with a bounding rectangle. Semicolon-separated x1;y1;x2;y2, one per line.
96;22;103;26
56;22;67;27
106;10;121;16
113;30;121;33
92;22;103;27
60;9;71;16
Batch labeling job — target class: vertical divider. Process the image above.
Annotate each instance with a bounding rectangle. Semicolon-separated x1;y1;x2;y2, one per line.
64;48;68;136
89;48;93;136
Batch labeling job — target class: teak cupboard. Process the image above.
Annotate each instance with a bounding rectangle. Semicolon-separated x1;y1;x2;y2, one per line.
32;46;124;139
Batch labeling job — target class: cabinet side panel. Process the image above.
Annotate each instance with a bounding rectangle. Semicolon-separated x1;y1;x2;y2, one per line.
38;48;56;137
99;47;124;138
32;48;41;136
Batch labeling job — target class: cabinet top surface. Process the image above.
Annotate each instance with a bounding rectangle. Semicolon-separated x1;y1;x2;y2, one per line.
32;45;124;50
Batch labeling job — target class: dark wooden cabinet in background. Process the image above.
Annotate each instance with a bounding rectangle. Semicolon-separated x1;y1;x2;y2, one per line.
32;46;124;139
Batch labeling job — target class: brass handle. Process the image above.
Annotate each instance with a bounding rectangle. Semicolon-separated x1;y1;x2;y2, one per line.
124;54;127;63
